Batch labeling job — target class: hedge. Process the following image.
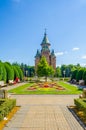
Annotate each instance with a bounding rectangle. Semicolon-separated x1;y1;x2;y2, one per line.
13;66;20;80
14;66;23;80
0;62;7;82
0;99;16;121
74;98;86;115
4;62;14;83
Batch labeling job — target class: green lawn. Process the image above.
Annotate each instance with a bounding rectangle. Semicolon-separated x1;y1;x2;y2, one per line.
8;81;82;95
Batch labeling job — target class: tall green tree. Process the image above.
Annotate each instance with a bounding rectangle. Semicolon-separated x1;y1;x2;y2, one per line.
4;62;14;83
55;67;61;77
15;66;23;80
12;62;20;67
82;69;86;84
0;62;7;82
60;65;67;77
76;68;84;82
37;56;54;81
28;66;35;77
71;69;78;80
13;66;20;80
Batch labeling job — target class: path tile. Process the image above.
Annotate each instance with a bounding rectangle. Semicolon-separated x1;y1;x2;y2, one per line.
3;95;84;130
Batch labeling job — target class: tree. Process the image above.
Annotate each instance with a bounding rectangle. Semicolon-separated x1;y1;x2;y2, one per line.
4;62;14;83
55;67;61;77
0;62;7;82
76;68;84;82
15;66;23;80
36;56;54;81
20;63;25;76
13;66;20;80
82;69;86;84
28;66;35;77
12;62;20;67
71;69;78;80
60;65;67;77
2;63;7;83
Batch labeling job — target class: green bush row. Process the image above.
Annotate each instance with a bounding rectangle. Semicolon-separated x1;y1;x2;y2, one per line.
74;98;86;115
0;61;24;83
0;99;16;121
71;68;86;84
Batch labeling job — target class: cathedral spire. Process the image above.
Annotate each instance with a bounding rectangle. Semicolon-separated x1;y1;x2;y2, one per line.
41;29;50;45
44;28;47;36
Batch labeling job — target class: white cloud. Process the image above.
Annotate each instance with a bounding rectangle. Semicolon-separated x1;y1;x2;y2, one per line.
55;52;64;57
72;47;80;51
55;51;68;57
81;55;86;59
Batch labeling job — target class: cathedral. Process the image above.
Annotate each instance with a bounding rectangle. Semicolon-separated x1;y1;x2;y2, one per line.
35;31;56;70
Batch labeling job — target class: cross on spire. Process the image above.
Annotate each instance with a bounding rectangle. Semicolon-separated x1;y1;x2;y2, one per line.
44;28;47;35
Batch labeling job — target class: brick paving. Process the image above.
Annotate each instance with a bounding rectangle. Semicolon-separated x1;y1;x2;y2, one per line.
3;94;84;130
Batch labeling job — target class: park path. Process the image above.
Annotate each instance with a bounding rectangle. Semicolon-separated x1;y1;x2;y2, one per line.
3;94;84;130
1;82;26;91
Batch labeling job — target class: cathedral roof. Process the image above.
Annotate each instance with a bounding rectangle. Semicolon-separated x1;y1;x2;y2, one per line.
41;31;50;45
51;49;56;57
35;49;40;58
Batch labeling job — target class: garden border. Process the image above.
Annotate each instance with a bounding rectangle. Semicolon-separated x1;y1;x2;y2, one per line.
68;106;86;130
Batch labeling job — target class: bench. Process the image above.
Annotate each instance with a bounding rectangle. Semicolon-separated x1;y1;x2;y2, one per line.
8;80;14;85
0;81;7;87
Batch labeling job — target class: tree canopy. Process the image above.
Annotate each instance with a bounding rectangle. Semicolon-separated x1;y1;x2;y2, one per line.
36;56;54;81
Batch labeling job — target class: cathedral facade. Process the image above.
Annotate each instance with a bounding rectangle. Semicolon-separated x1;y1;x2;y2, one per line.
35;31;56;70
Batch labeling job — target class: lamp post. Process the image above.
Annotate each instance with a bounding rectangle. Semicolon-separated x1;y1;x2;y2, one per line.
63;70;65;81
25;70;28;77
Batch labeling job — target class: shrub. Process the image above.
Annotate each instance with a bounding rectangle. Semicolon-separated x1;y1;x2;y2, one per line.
74;98;86;115
0;99;16;121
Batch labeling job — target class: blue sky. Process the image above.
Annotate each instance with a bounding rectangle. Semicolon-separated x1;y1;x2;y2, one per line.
0;0;86;67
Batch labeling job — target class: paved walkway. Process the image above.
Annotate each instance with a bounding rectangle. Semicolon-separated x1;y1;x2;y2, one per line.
1;82;26;91
3;94;84;130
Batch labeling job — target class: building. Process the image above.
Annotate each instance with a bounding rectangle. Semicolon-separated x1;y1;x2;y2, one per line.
35;31;56;71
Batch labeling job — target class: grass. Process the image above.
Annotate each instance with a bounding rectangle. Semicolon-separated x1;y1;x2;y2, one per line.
8;81;82;95
57;81;82;94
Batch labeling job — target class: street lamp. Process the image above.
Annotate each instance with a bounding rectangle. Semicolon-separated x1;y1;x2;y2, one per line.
25;70;28;77
63;70;65;81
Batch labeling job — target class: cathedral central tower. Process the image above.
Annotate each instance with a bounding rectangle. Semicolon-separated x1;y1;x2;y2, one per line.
35;31;56;70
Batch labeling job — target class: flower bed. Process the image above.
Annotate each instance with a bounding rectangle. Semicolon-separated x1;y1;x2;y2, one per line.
27;82;65;91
